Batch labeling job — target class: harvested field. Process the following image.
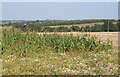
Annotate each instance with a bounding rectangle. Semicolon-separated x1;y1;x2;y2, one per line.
47;22;118;28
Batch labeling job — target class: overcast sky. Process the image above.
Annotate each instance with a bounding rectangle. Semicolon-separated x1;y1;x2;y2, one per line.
2;2;118;20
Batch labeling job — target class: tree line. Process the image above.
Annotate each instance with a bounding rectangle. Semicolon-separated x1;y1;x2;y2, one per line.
2;19;119;32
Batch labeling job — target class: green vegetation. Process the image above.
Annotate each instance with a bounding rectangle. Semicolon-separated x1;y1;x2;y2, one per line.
1;28;118;75
1;19;119;75
2;19;119;32
2;29;113;56
2;50;118;75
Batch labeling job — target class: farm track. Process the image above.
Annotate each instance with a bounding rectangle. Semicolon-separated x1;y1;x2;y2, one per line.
37;32;119;48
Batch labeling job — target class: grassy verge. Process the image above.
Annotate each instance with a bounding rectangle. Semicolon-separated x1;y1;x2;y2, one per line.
2;50;118;75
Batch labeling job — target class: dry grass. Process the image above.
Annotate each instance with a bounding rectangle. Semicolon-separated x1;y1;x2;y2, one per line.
47;22;117;28
2;50;119;75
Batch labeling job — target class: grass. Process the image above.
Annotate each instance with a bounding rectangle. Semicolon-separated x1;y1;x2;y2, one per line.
1;28;119;75
2;50;118;75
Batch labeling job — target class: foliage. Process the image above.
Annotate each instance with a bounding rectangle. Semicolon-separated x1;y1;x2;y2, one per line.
70;26;79;32
2;19;119;32
1;29;118;75
2;29;113;56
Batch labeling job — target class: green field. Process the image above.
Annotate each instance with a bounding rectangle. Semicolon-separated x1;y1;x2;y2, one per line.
1;28;119;75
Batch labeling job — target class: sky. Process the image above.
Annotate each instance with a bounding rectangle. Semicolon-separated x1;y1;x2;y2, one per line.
118;2;120;19
1;2;118;20
1;0;119;2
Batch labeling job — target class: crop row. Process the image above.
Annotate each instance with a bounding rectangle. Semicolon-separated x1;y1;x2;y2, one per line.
1;29;113;56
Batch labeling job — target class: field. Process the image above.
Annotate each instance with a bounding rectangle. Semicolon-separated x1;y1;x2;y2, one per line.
48;22;104;28
0;28;119;75
37;32;119;48
47;22;117;28
2;50;118;75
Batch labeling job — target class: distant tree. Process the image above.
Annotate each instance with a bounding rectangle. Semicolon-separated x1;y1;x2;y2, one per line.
36;20;40;22
116;22;120;32
102;20;113;32
83;26;92;32
70;26;79;32
55;27;70;32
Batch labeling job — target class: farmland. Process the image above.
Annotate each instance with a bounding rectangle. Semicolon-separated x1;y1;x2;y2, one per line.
1;28;119;75
1;1;120;75
47;22;104;28
0;19;119;75
2;19;119;32
37;32;119;48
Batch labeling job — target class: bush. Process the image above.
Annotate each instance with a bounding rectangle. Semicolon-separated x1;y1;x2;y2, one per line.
70;26;79;32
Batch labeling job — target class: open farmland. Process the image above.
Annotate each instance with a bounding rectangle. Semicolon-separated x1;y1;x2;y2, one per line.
1;1;119;75
48;22;104;28
0;20;119;75
1;28;119;75
47;22;117;28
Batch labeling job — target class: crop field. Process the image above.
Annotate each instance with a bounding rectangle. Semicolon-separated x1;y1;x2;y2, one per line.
48;22;104;28
37;32;119;48
47;22;117;28
0;28;119;75
0;1;119;75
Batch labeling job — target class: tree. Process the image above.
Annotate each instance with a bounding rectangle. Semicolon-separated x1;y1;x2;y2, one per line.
70;26;79;32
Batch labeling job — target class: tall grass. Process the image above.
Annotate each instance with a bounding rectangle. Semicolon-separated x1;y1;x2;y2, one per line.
1;29;113;56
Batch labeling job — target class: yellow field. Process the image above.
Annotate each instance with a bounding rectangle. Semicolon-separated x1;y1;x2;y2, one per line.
47;22;117;28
